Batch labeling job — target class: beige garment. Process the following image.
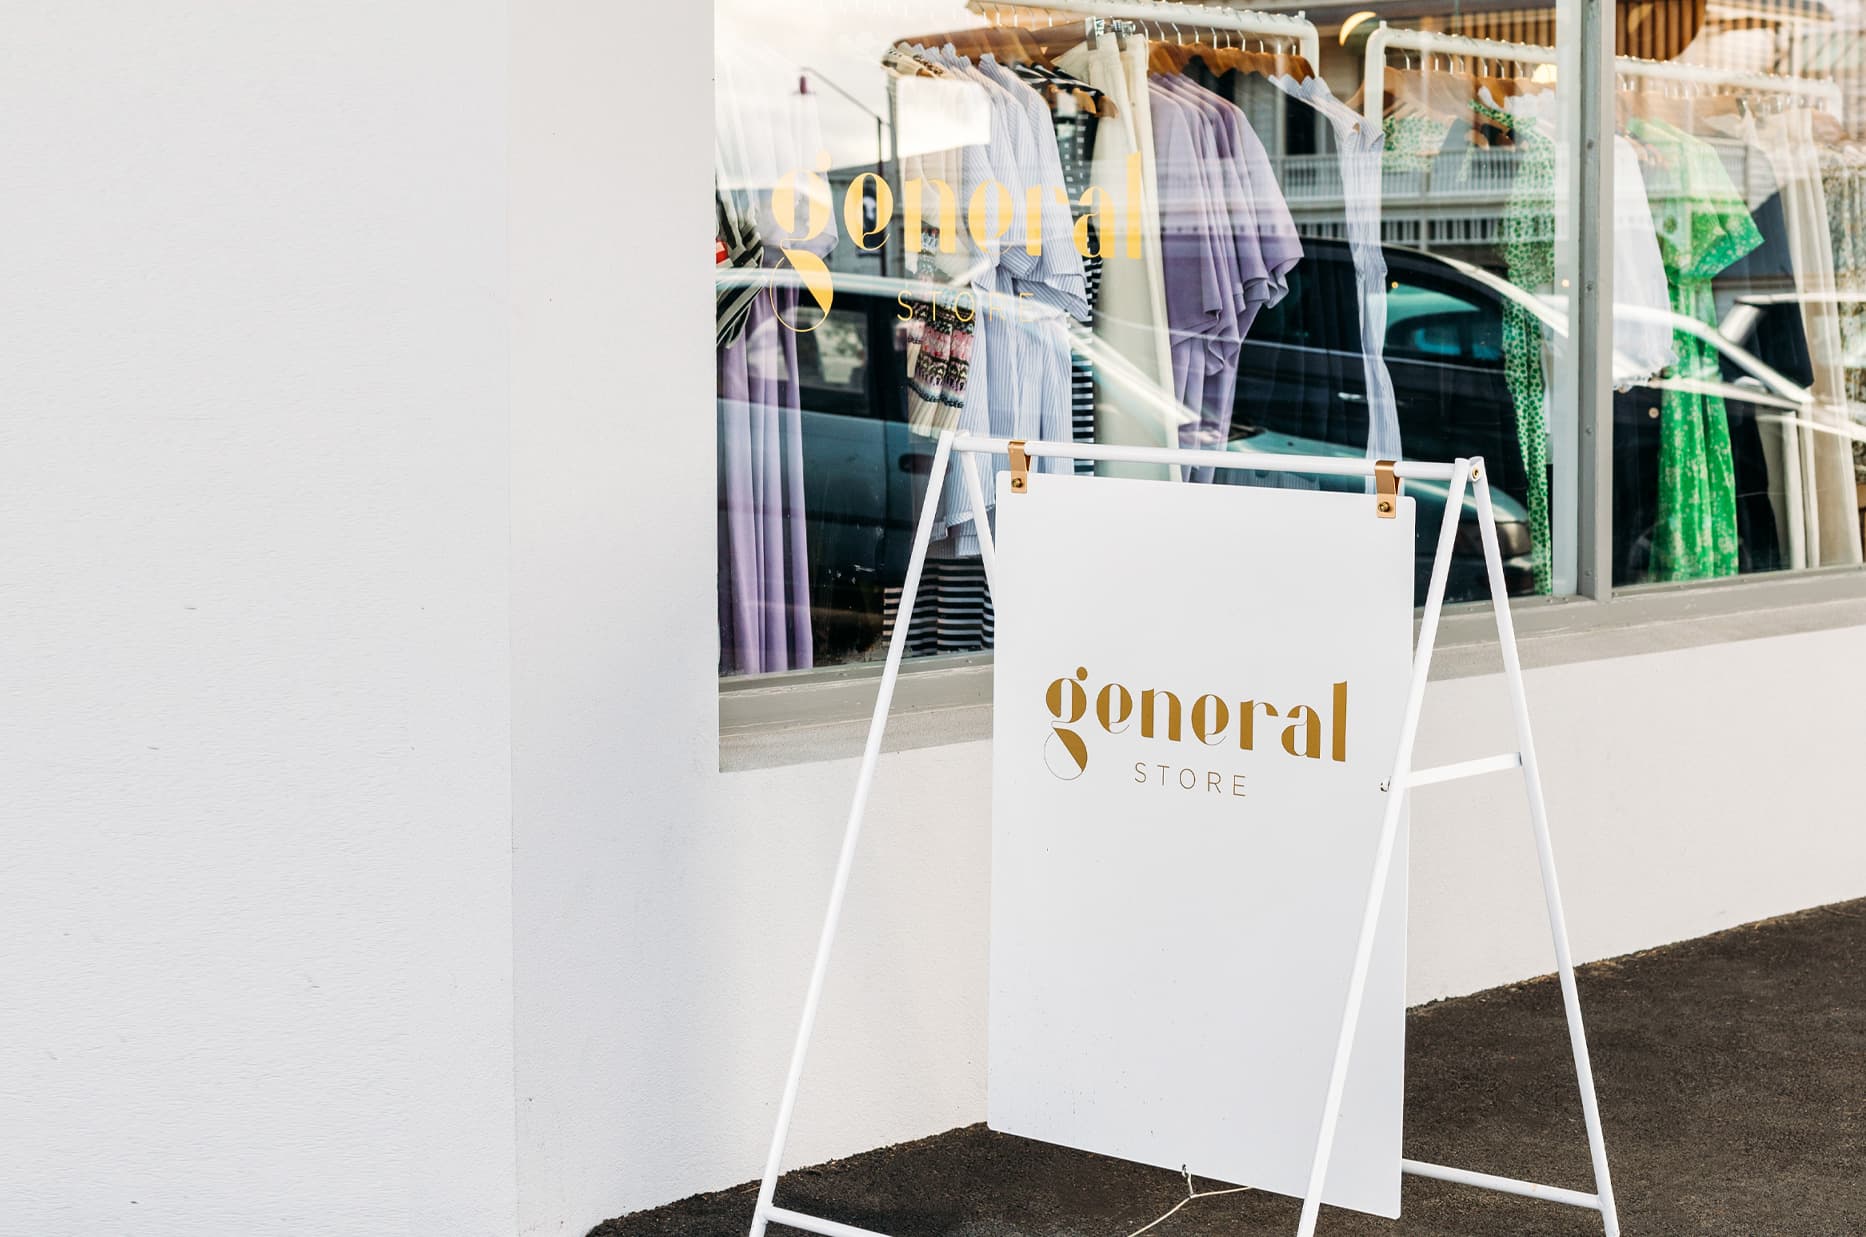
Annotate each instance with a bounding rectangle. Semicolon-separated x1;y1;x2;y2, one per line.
1119;37;1175;416
1056;36;1180;480
1755;108;1864;568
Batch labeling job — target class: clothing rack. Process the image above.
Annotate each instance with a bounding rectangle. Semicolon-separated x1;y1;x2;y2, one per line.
965;0;1323;75
1362;23;1842;124
1617;50;1841;108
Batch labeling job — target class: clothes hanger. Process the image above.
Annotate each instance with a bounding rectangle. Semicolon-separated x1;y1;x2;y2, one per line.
1472;56;1530;104
1807;99;1847;144
883;45;949;78
1027;18;1102;66
1697;84;1745;124
1146;21;1183;74
984;4;1044;63
1615;78;1686;170
1664;77;1744;131
1008;25;1109;114
1419;55;1502;122
1189;30;1315;83
1151;22;1224;76
1425;58;1521;148
898;5;1046;67
1618;75;1695;130
1192;24;1241;76
891;13;1111;114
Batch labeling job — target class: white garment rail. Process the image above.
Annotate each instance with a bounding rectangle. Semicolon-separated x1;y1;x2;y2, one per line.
1363;23;1842;124
966;0;1323;74
1618;50;1842;108
1363;25;1553;125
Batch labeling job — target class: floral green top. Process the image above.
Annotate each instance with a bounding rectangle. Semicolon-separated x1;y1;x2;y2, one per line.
1631;117;1761;581
1382;113;1450;174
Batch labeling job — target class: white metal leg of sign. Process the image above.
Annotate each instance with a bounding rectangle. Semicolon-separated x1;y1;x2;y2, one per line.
746;429;956;1237
958;450;1000;593
1294;459;1619;1237
1473;466;1623;1237
748;436;1620;1237
1290;458;1471;1237
1403;751;1522;789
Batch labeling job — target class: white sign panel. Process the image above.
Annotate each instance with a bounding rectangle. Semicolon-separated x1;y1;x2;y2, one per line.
988;471;1414;1218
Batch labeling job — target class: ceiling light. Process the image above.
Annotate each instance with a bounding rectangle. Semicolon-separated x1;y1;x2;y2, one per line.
1339;11;1378;45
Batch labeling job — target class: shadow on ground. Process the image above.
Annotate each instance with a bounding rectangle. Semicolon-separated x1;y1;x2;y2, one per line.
594;899;1864;1237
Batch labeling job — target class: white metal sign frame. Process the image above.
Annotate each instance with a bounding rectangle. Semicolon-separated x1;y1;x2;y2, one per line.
747;430;1622;1237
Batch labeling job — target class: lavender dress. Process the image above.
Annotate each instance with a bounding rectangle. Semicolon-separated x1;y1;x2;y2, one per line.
716;83;837;675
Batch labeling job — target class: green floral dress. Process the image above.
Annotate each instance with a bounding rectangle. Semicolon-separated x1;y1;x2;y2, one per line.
1631;117;1761;581
1477;98;1557;594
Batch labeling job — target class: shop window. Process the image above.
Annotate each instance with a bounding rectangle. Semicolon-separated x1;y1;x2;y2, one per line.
1607;58;1866;585
715;0;1866;687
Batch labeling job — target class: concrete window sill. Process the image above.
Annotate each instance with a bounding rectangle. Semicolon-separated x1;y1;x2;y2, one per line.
720;569;1866;772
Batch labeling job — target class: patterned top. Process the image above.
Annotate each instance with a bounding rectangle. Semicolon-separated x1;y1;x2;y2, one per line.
1382;113;1449;174
1479;96;1557;594
1820;144;1866;413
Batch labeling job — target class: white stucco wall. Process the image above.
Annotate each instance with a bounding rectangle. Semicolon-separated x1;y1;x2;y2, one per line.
3;4;515;1235
520;628;1866;1233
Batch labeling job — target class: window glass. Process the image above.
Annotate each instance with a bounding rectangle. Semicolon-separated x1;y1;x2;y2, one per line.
715;0;1578;680
1608;5;1866;586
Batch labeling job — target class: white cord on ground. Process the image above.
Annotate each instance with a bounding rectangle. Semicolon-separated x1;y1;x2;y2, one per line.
1123;1165;1253;1237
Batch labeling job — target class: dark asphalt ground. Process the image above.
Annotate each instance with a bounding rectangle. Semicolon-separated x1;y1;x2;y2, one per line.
595;899;1864;1237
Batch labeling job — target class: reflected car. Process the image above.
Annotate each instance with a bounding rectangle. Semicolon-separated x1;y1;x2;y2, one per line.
1221;426;1536;601
1236;238;1827;590
729;237;1828;666
722;266;1546;664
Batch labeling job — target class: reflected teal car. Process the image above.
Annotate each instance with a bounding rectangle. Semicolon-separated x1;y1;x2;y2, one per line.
1222;425;1537;601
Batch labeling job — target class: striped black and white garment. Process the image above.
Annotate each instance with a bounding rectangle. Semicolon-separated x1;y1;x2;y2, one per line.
880;559;994;655
1052;94;1101;474
1072;235;1102;475
883;67;1105;657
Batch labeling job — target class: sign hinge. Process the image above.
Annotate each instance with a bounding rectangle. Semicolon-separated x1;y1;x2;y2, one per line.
1375;459;1398;518
1009;440;1030;493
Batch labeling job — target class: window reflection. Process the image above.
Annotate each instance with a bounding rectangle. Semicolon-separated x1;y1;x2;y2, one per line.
716;0;1866;680
1602;2;1866;583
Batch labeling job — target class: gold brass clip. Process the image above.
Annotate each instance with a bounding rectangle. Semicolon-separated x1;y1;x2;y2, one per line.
1375;459;1398;518
1009;440;1030;493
